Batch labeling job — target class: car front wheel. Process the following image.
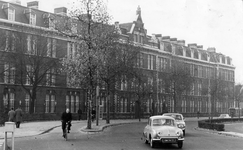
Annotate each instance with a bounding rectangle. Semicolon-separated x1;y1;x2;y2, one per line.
178;141;183;149
150;137;155;148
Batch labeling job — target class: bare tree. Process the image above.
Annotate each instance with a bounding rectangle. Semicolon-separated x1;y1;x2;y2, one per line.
57;0;120;129
165;59;194;113
3;29;61;114
234;83;243;118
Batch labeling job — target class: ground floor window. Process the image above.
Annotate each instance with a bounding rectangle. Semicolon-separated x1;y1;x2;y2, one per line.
25;93;30;113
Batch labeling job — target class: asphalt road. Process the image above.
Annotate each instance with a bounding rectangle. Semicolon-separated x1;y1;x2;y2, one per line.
11;120;243;150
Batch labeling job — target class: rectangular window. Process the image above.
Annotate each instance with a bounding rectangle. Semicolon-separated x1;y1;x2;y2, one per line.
46;70;50;86
10;93;14;109
66;95;69;109
47;38;51;57
120;98;124;113
45;95;50;113
8;9;15;21
30;13;36;25
4;63;9;83
51;95;55;113
26;65;33;85
52;39;56;58
27;35;31;54
25;93;30;113
51;69;56;86
26;35;37;55
71;95;74;113
9;66;15;84
49;18;55;29
124;98;127;113
76;95;79;112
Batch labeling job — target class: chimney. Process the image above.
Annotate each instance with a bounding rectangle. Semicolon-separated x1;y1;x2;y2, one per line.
54;7;67;16
162;36;170;41
155;34;162;41
178;40;185;46
197;45;203;50
170;38;177;43
188;43;197;48
207;47;216;53
9;0;21;5
27;1;38;9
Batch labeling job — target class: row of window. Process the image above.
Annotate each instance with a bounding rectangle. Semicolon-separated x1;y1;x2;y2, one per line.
3;63;56;86
2;31;57;58
135;53;234;81
3;90;81;113
4;5;36;25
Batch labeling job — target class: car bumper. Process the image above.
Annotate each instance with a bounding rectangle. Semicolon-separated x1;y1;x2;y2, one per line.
152;136;184;144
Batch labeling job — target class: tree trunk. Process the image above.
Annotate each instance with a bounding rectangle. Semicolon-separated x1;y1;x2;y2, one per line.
87;92;92;129
106;94;110;124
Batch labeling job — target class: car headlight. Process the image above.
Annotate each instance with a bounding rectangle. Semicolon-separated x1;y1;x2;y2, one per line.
157;131;162;136
177;124;185;128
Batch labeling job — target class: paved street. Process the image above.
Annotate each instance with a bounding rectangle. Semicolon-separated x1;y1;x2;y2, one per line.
2;118;242;150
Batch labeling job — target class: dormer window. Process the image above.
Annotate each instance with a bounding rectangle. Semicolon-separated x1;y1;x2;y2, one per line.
30;13;36;25
43;13;56;29
8;8;15;21
24;9;36;26
2;3;15;21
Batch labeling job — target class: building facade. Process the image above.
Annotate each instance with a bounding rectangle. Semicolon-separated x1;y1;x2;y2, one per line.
0;1;235;120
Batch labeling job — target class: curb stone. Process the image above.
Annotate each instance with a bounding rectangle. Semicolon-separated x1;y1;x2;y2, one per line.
80;121;146;133
195;127;243;138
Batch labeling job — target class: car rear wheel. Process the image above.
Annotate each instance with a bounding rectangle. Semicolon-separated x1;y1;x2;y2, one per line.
178;141;183;149
143;133;148;144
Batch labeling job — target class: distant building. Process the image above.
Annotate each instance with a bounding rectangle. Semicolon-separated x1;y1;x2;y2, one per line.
0;1;235;119
111;6;235;117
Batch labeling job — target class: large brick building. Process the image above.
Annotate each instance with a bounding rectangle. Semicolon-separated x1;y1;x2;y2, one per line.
0;1;235;120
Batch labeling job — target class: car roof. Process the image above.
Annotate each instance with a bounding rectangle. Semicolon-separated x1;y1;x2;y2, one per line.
150;115;175;120
163;113;183;116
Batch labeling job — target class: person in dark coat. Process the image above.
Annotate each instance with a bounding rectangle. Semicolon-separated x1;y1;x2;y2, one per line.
91;108;96;122
8;108;15;122
77;109;82;120
61;108;72;137
15;107;23;128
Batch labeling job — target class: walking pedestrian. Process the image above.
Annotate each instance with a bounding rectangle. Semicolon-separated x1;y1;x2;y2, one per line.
197;111;200;119
91;107;96;122
77;108;82;120
8;108;15;122
15;107;23;128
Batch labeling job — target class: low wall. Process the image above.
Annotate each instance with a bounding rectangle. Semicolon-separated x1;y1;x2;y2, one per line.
198;118;243;131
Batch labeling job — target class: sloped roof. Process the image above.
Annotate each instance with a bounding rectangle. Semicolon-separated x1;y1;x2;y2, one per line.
119;22;133;33
0;0;55;28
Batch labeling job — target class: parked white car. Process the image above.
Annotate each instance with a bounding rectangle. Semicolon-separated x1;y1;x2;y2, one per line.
162;113;186;136
218;114;230;118
143;115;184;149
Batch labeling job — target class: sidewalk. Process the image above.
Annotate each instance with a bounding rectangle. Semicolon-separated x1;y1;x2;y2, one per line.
0;119;147;139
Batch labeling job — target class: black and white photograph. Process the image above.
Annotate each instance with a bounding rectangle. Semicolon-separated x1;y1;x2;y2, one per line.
0;0;243;150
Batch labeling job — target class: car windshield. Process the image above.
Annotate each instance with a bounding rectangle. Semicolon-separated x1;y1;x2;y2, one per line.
153;119;174;126
164;114;182;120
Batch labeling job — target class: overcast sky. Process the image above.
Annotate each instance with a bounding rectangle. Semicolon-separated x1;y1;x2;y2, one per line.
15;0;243;84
